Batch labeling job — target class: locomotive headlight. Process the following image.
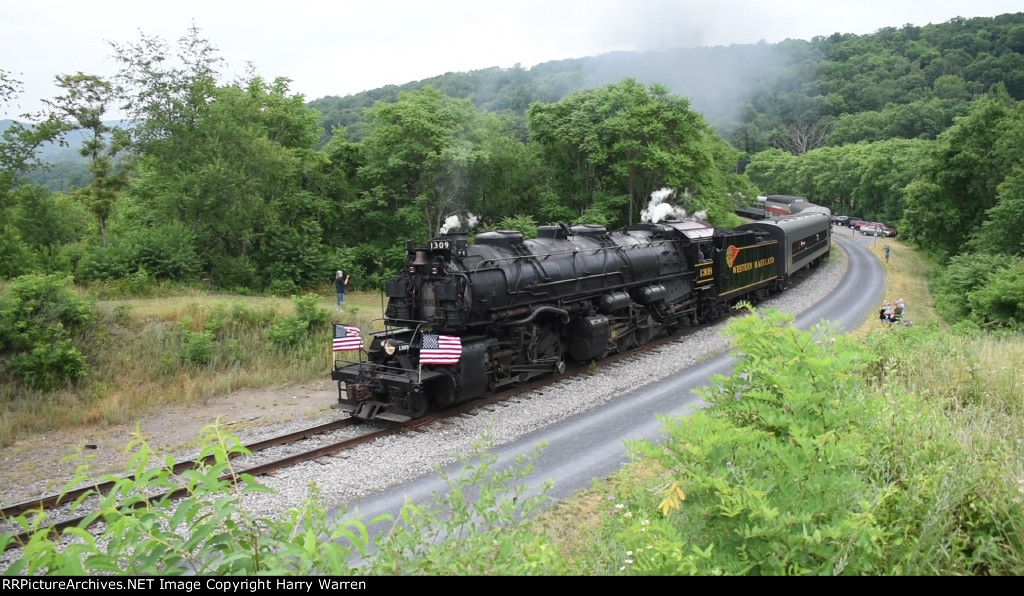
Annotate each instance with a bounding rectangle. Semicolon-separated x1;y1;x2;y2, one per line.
382;340;398;356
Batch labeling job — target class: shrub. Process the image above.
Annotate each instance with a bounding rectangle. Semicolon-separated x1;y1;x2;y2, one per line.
207;254;259;293
128;224;200;282
0;225;38;278
266;278;299;297
267;294;329;351
266;315;308;350
0;274;93;390
1;426;563;575
75;242;135;282
229;301;277;327
9;339;88;390
932;253;1022;327
179;330;214;367
622;307;879;574
618;306;1024;575
257;220;333;290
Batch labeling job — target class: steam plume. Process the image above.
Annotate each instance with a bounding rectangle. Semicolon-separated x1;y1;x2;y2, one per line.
440;212;481;235
641;188;690;223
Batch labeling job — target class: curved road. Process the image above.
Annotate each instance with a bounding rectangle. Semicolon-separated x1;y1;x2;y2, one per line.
336;232;885;534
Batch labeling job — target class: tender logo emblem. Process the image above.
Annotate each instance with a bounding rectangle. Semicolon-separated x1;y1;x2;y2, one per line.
726;245;740;268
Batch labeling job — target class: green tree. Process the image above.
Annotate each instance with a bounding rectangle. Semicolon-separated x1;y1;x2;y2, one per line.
0;70;75;278
1;68;23;117
903;95;1015;255
110;27;328;289
10;185;90;249
466;112;546;226
356;86;485;242
42;73;130;247
529;79;739;226
967;169;1024;256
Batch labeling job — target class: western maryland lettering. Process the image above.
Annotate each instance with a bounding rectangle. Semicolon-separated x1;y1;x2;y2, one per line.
719;241;780;298
725;244;775;274
731;255;775;274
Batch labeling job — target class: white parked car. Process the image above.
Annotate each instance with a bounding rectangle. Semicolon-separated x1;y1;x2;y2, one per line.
859;223;888;236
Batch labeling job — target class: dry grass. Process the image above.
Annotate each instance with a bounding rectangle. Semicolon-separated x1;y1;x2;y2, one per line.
853;236;944;337
0;289;387;446
101;288;386;323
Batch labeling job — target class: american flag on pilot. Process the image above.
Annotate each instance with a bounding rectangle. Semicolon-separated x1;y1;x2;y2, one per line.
332;324;363;351
420;333;462;365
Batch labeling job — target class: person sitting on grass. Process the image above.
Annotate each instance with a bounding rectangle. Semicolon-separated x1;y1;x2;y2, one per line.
891;298;905;325
879;301;892;326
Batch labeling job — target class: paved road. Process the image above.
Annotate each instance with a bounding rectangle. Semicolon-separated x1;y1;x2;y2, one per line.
336;233;885;537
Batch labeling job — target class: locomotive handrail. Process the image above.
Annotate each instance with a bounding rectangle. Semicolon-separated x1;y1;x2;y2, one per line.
468;238;683;302
470;238;677;271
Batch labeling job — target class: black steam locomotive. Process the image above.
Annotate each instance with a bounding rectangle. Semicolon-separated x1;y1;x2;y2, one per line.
331;211;831;422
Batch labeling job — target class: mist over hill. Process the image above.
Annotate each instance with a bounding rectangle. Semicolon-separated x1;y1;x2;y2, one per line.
554;43;790;123
0;119;104;163
309;42;793;139
6;40;790;168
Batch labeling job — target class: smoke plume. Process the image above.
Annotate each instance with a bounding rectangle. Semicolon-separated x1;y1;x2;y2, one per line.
439;212;481;234
641;188;690;223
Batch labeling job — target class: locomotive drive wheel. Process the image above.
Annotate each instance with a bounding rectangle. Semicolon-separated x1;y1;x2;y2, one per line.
408;393;429;419
534;331;565;374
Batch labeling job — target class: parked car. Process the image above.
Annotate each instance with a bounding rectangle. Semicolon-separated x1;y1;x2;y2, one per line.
860;222;888;236
831;215;850;226
884;225;898;238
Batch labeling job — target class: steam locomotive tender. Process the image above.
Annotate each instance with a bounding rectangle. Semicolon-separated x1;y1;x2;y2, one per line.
331;212;831;422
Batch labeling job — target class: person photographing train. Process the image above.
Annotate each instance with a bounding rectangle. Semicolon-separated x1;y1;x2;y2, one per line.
335;270;350;307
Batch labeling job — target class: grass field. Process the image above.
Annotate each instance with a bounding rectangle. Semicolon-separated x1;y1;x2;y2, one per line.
100;287;387;322
855;233;941;336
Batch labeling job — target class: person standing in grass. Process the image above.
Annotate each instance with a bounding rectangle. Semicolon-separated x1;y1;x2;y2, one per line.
885;244;891;263
335;270;350;307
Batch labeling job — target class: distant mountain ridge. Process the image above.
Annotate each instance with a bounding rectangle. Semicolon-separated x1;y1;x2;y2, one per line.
5;42;788;164
309;42;793;140
0;119;111;163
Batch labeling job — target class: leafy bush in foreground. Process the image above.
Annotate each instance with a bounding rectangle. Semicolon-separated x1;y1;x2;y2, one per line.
619;306;1024;575
1;426;564;575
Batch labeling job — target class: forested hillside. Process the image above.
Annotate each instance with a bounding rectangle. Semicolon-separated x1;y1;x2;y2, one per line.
310;12;1024;155
2;12;1024;335
309;42;793;142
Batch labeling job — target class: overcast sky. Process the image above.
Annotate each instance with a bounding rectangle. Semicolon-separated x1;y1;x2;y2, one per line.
3;0;1021;119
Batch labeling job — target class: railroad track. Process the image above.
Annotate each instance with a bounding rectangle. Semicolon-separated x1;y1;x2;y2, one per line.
1;418;372;551
3;267;819;554
0;340;675;554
